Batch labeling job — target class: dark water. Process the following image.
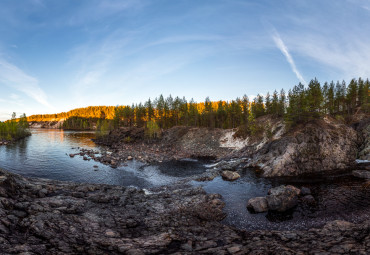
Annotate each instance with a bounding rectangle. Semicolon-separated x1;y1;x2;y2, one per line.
193;168;370;230
0;129;207;188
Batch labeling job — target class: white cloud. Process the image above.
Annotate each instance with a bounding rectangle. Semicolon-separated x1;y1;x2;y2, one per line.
0;59;52;108
272;31;306;85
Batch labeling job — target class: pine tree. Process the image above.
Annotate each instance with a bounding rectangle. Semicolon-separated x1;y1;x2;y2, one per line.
347;78;358;114
265;92;271;114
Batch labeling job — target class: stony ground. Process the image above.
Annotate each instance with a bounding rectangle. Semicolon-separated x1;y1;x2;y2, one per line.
92;126;233;165
0;168;369;254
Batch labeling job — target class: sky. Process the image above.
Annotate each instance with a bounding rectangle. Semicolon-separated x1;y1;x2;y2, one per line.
0;0;370;120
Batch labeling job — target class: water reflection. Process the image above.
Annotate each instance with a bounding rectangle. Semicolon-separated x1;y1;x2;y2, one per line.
0;129;207;188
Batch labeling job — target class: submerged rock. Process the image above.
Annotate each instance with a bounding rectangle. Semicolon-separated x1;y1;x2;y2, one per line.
221;170;240;181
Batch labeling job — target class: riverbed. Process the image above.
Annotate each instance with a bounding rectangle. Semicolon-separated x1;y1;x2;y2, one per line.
0;129;369;231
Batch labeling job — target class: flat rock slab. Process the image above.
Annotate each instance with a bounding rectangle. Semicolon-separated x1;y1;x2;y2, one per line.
352;170;370;179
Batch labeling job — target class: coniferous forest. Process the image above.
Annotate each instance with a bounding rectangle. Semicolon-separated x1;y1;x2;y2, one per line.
26;78;369;132
112;78;369;130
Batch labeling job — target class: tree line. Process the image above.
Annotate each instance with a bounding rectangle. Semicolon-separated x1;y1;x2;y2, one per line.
112;78;369;130
25;77;370;132
27;106;116;122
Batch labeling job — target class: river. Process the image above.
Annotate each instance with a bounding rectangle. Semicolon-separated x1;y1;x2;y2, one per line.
0;129;207;187
0;128;369;231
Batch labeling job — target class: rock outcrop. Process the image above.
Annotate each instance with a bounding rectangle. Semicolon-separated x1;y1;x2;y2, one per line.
246;118;358;177
356;117;370;160
29;120;65;129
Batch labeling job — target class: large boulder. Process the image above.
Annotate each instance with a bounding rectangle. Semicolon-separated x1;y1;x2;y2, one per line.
247;197;268;213
247;185;301;213
266;185;301;212
246;118;358;177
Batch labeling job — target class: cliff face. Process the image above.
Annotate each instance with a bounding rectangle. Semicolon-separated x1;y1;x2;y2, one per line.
245;118;358;177
28;120;64;129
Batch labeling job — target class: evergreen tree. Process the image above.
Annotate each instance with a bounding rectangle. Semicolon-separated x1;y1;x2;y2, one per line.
347;78;358;114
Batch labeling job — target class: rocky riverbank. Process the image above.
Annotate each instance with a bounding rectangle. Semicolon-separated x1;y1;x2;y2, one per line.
92;126;243;164
91;115;370;178
0;168;369;254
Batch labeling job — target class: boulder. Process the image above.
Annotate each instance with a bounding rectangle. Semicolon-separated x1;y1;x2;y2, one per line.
221;171;240;181
266;185;300;212
352;170;370;179
247;197;268;213
247;185;301;213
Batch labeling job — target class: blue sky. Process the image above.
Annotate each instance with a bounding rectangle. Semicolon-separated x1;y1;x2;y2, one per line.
0;0;370;120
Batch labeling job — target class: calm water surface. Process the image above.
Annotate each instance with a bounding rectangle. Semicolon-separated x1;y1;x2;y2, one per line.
0;129;206;188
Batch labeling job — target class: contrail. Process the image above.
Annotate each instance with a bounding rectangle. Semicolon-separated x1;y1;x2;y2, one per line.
272;31;306;85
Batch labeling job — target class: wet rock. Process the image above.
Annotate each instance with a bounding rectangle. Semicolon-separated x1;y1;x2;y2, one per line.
221;171;240;181
352;170;370;179
127;156;133;160
247;197;268;213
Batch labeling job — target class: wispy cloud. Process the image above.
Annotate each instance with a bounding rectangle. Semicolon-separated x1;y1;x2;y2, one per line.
285;33;370;79
272;31;306;84
0;59;52;108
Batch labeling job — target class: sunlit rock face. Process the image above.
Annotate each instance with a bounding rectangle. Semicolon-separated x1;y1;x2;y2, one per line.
246;118;358;177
